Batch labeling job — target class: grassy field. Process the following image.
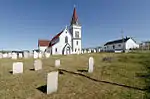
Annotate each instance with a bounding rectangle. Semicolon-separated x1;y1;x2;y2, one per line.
0;52;150;99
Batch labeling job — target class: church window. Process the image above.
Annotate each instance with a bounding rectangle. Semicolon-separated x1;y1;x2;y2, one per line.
75;31;79;38
78;48;80;51
75;48;77;52
112;45;115;49
76;41;78;45
65;36;68;43
55;48;57;52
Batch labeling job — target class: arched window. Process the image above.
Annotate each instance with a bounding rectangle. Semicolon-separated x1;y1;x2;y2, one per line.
76;41;78;45
65;36;68;43
75;48;77;52
55;48;57;52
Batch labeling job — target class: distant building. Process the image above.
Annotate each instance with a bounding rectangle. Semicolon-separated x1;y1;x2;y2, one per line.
139;41;150;50
104;37;139;52
38;40;50;52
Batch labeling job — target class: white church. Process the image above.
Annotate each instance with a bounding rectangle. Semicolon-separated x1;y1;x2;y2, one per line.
38;7;82;55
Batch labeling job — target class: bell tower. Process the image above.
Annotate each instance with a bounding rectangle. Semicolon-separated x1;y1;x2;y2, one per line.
70;6;82;54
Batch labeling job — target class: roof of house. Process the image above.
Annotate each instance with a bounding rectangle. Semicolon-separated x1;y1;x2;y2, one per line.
38;40;50;47
104;37;131;46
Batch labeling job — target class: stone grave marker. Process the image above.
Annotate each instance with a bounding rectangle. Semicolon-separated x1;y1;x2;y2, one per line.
45;53;50;58
8;53;12;58
13;62;23;74
3;53;8;58
12;53;17;60
34;52;38;59
0;53;2;59
38;53;42;58
88;57;94;73
34;59;42;71
19;53;23;58
55;59;60;67
47;71;58;94
23;52;29;59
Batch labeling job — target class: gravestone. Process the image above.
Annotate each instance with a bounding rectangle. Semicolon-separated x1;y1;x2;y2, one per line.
88;57;94;73
45;53;50;58
38;53;42;58
23;52;29;59
3;53;8;58
34;52;38;59
8;53;12;58
19;53;23;58
47;71;58;94
55;59;60;67
84;50;87;53
93;49;96;53
13;62;23;74
12;53;17;59
34;59;42;71
0;53;2;59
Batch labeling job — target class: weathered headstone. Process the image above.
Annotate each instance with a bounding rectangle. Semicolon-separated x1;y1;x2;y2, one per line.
13;62;23;74
3;53;8;58
34;59;42;71
84;50;87;53
55;59;60;67
88;57;94;73
45;53;50;58
8;53;12;58
23;52;29;59
12;53;17;60
47;71;58;94
34;52;38;59
38;53;42;58
93;49;96;53
19;53;23;58
0;53;2;59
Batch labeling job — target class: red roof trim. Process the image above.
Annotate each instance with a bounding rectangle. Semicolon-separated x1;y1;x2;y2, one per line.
48;29;64;47
38;40;50;47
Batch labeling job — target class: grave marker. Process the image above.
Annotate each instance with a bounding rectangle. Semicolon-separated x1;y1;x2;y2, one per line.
88;57;94;73
47;71;58;94
12;53;17;60
34;59;42;71
55;59;60;67
13;62;23;74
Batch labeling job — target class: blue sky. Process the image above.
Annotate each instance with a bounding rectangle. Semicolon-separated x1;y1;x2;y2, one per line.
0;0;149;50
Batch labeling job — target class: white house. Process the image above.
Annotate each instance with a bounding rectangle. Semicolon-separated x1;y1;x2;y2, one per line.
39;7;82;55
104;37;139;52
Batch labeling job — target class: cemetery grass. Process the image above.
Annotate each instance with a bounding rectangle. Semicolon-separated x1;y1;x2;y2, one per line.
0;52;150;99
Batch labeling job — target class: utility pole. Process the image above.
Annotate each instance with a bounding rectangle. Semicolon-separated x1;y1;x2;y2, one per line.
121;29;125;52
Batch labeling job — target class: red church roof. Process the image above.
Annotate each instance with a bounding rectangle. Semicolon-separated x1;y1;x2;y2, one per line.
38;40;50;47
49;30;64;47
71;7;80;25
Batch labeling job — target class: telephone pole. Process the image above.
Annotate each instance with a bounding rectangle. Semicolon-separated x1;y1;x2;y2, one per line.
121;29;125;52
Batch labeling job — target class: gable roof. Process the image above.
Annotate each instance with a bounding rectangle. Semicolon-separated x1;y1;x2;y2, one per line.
38;40;50;47
48;29;64;47
104;37;131;46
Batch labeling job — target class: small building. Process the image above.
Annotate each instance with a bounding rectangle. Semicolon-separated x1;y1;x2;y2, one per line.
38;40;50;52
104;37;139;52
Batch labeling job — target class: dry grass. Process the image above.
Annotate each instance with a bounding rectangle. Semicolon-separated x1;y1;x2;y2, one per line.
0;52;149;99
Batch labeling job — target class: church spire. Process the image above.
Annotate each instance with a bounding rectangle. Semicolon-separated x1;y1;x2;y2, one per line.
70;6;80;26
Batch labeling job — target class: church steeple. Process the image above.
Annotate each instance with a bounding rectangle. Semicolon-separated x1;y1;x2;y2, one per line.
70;6;80;26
